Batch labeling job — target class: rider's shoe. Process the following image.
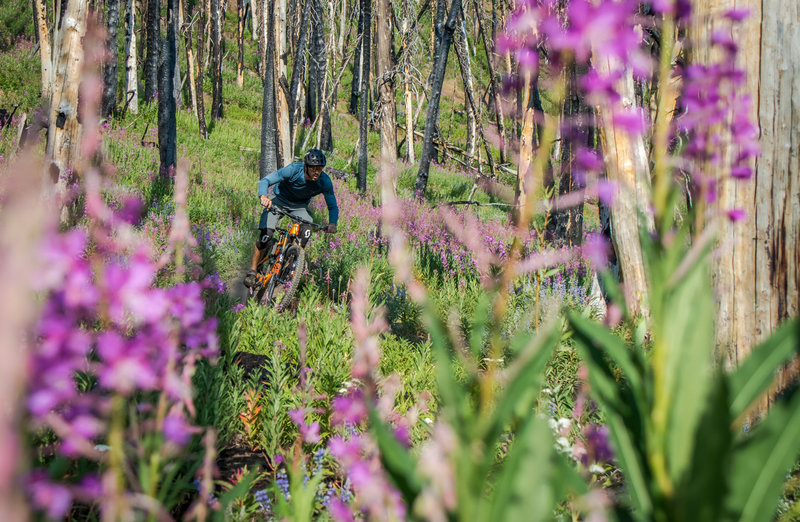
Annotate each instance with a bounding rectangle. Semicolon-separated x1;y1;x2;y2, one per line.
243;269;258;289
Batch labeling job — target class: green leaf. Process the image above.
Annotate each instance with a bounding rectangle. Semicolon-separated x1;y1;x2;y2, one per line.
481;321;562;451
674;373;731;521
659;253;716;487
728;320;800;419
567;312;652;520
488;414;585;522
370;409;423;509
726;385;800;522
212;468;259;522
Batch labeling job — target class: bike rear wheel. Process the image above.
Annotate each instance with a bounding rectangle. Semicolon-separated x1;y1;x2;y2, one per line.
264;244;305;309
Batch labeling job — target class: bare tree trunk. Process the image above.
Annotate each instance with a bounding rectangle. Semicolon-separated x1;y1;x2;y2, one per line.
306;0;324;122
452;14;475;159
124;0;138;114
376;0;396;166
210;0;223;119
237;0;245;87
173;1;181;108
250;0;258;38
33;0;52;99
144;0;160;101
159;0;178;174
260;0;279;175
46;0;88;224
414;0;462;198
593;59;652;318
102;0;121;116
691;1;800;392
195;0;208;137
181;0;198;114
349;7;364;114
288;0;310;140
356;0;371;193
275;0;291;163
547;63;590;246
402;0;415;162
473;0;505;165
338;0;347;58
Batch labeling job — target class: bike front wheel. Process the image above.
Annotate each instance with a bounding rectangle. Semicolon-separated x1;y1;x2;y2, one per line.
264;244;305;309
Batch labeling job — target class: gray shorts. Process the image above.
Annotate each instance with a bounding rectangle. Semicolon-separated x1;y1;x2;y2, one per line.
258;197;313;230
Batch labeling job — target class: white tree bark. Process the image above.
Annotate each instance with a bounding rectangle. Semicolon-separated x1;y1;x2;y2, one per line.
124;0;138;114
33;0;52;99
46;0;88;224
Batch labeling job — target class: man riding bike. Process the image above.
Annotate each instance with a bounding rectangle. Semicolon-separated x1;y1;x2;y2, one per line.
243;148;339;289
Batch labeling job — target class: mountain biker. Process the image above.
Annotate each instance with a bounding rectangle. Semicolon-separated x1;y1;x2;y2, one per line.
243;148;339;289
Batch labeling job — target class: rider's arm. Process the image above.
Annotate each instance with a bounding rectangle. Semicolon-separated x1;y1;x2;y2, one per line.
257;163;298;197
321;178;339;225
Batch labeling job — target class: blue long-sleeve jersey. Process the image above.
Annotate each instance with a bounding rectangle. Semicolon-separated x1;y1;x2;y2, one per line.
257;162;339;225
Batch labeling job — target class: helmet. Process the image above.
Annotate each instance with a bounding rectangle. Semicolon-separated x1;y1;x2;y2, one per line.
304;148;326;167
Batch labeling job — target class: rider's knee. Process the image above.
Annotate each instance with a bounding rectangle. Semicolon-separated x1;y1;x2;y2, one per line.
299;224;312;248
256;228;274;250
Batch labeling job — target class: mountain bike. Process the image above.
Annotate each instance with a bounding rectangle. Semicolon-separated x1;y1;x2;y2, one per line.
249;205;326;309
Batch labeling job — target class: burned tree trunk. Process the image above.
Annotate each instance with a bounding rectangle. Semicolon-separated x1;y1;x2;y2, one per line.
473;0;506;165
195;1;209;136
102;0;121;116
181;0;198;115
547;63;590;246
144;0;160;102
356;0;371;193
376;0;396;166
124;0;138;114
158;0;178;174
306;0;325;123
210;0;223;119
259;0;279;176
413;0;462;198
237;0;245;87
349;7;364;115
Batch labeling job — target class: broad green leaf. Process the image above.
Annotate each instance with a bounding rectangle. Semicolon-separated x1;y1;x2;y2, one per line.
675;374;731;521
370;409;423;509
568;314;652;520
487;413;585;522
568;312;644;394
728;320;800;419
726;385;800;522
660;255;716;487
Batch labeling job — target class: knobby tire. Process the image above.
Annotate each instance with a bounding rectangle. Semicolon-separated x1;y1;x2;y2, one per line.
264;244;305;309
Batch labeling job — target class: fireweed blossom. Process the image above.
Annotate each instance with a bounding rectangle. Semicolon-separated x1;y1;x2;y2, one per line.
25;170;220;516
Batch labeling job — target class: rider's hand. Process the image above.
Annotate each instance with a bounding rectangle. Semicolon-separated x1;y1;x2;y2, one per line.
260;195;272;209
326;223;337;234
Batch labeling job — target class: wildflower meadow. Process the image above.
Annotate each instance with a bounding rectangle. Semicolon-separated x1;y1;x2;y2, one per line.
0;0;799;520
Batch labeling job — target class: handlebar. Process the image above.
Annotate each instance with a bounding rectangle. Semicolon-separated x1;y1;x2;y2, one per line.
266;204;328;231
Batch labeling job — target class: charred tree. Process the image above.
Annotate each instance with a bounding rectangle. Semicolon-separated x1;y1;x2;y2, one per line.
413;0;462;198
144;0;160;102
259;0;279;176
356;0;371;193
210;0;223;119
194;0;208;137
181;0;198;115
546;63;590;246
158;0;178;174
288;0;310;138
306;0;324;123
102;0;121;116
452;14;475;159
349;7;364;115
237;0;245;87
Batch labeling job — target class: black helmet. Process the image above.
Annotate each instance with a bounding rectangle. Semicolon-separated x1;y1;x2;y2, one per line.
304;148;326;167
